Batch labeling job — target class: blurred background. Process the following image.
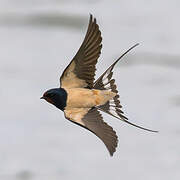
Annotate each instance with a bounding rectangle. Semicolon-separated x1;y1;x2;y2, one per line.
0;0;180;180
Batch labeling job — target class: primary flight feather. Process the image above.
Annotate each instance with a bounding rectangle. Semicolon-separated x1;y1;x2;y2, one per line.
41;14;157;156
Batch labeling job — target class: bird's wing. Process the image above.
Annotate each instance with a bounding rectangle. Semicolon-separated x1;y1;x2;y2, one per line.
64;107;118;156
60;14;102;89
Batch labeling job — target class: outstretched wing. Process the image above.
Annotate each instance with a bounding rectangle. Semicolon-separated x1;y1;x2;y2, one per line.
60;14;102;89
64;108;118;156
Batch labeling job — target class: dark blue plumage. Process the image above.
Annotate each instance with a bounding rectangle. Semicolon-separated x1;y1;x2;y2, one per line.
41;88;67;111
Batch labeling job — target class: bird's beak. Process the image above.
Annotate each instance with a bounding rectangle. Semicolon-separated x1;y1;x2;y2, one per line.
40;96;44;99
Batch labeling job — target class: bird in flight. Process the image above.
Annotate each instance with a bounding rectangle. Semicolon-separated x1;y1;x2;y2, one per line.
41;14;157;156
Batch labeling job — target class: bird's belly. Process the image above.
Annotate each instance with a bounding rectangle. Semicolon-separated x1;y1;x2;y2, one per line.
64;88;116;109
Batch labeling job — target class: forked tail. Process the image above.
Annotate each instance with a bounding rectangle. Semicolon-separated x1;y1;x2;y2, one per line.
93;44;158;133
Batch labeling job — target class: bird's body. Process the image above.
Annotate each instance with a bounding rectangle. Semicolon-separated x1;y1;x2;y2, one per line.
65;88;116;108
41;14;157;156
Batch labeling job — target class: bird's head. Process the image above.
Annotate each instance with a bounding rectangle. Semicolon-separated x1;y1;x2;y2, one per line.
40;88;67;111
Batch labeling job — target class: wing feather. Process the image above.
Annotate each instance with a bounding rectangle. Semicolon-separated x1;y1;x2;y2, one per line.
64;108;118;156
60;14;102;89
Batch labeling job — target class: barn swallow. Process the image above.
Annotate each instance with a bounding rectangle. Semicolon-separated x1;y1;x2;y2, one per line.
41;14;157;156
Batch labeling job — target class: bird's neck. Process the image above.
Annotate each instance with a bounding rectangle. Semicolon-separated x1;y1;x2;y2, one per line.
54;88;67;111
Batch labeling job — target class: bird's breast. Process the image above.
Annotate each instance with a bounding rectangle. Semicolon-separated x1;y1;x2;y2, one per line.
64;88;116;109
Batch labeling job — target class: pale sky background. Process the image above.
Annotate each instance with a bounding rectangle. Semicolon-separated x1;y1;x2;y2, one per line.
0;1;180;180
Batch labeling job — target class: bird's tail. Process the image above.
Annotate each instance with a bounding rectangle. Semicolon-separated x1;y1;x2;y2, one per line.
93;44;158;133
